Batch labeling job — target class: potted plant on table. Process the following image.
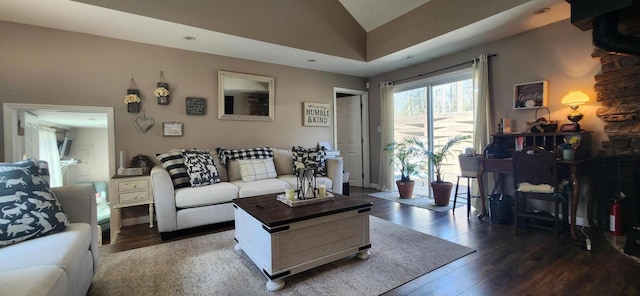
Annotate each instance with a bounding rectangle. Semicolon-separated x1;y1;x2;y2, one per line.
383;138;422;198
560;135;580;161
407;135;470;205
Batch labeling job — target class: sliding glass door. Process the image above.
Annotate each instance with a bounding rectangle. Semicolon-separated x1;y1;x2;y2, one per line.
393;69;474;197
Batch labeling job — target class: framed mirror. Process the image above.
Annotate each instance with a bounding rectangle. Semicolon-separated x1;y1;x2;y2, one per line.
218;70;275;121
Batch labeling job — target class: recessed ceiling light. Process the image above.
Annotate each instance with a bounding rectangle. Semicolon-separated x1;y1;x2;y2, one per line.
183;35;196;41
533;8;550;15
405;55;414;59
307;59;317;63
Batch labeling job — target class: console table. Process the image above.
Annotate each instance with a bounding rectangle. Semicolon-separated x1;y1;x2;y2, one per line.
233;194;372;291
479;131;593;241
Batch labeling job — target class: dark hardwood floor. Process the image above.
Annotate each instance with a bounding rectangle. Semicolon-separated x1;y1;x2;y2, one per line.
100;187;640;296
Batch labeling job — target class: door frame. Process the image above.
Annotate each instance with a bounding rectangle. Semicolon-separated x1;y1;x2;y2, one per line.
3;103;116;178
333;87;370;188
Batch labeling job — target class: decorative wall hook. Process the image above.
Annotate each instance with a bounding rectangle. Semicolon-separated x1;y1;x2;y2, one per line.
134;110;155;133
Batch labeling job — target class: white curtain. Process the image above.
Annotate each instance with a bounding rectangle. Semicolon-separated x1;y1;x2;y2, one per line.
473;53;491;151
472;54;492;211
379;81;395;192
39;127;63;187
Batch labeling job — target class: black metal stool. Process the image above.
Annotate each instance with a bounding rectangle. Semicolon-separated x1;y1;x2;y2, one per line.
453;175;478;218
454;155;481;218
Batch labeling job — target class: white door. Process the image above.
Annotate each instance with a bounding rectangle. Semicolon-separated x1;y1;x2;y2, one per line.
337;95;363;187
24;112;39;159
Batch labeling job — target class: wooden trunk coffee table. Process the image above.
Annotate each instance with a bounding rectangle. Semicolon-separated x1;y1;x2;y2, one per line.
233;193;372;291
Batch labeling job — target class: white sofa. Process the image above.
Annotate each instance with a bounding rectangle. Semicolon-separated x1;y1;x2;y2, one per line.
0;184;98;296
151;148;343;239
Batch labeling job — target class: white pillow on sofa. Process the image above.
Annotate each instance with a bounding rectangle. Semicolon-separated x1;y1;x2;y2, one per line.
273;148;294;176
239;158;277;182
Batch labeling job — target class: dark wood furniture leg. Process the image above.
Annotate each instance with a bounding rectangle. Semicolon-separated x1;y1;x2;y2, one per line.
569;163;579;240
477;170;487;219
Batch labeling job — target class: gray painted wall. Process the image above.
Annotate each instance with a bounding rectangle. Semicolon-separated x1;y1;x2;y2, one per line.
0;21;367;166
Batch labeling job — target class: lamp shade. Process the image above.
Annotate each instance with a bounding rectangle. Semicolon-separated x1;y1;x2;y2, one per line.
562;91;590;106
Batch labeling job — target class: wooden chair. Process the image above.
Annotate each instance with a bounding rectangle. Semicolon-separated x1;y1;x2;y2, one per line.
512;146;569;244
453;155;481;218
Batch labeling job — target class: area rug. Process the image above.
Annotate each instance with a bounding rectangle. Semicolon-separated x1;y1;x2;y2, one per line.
88;216;474;296
369;191;465;212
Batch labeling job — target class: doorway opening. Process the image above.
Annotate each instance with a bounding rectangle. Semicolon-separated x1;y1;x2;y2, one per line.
3;103;116;244
334;87;370;189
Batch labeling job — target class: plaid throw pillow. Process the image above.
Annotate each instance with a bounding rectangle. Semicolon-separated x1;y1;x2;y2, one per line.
238;158;277;182
216;147;274;167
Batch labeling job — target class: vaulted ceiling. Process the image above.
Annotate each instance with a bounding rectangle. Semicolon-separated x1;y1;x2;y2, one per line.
0;0;570;77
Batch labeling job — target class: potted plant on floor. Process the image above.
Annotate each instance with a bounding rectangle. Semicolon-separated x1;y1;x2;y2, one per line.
407;135;470;205
383;138;422;198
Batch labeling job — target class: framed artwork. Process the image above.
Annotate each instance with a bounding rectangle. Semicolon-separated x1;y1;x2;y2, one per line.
162;122;183;137
186;97;206;115
302;102;331;127
514;80;548;109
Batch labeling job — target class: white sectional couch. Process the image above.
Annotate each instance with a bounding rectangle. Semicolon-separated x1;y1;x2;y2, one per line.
151;148;343;239
0;184;98;296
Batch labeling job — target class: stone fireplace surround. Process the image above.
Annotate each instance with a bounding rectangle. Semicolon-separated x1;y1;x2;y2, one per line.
593;15;640;238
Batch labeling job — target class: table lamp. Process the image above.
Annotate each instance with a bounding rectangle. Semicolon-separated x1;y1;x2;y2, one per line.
561;91;589;131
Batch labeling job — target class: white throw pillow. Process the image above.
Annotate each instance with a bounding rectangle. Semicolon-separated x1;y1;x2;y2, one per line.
239;158;277;182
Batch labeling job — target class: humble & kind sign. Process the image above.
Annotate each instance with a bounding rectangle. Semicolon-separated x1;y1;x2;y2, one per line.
303;102;331;127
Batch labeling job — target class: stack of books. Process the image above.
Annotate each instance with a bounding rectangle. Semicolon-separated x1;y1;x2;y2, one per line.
319;141;341;158
326;150;341;158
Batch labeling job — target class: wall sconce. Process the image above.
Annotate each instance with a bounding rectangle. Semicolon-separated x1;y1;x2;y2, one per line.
561;91;590;131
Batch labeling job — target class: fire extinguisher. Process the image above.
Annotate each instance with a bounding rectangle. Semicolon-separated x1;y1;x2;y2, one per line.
610;199;623;236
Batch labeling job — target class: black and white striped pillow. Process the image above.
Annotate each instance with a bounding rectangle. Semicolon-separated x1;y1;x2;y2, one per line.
155;151;190;189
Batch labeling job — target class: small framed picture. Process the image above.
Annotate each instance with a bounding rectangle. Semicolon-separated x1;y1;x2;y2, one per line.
162;122;183;137
514;80;548;109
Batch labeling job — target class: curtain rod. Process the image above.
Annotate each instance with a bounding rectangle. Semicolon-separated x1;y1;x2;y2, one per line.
393;53;497;84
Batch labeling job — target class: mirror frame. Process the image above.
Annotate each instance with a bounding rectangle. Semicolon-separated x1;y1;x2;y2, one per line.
218;70;275;121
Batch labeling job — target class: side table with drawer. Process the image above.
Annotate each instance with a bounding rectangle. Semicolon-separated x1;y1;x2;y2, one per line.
109;175;154;243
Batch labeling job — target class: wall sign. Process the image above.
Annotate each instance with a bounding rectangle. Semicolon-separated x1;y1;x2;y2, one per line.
303;102;331;127
514;81;548;109
162;122;184;137
186;97;206;115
